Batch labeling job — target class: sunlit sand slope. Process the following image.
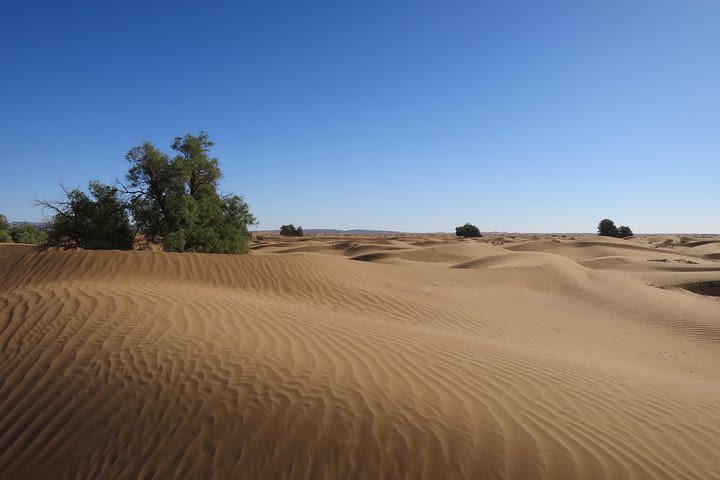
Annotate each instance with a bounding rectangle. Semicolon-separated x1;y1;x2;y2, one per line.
1;235;719;479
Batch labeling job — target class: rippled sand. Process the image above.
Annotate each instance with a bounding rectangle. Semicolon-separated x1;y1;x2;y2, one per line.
1;234;719;479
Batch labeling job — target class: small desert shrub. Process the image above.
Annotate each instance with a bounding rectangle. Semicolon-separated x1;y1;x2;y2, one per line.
680;236;691;244
663;238;674;245
455;223;481;238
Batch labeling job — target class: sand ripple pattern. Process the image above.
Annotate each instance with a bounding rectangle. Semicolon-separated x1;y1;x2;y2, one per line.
1;236;719;479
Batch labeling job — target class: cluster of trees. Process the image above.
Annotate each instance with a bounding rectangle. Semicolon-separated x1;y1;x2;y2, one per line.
39;132;256;253
598;218;633;238
279;224;304;237
455;223;482;238
0;215;47;244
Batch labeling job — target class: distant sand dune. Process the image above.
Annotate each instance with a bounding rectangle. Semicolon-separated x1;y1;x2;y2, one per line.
1;234;719;479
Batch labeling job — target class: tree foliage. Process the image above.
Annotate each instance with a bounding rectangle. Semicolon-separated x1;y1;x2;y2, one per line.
37;132;255;253
598;218;633;238
10;224;47;244
121;132;256;253
279;224;304;237
455;223;482;238
0;214;11;243
0;214;10;232
38;182;134;250
597;218;619;237
617;225;633;238
1;214;48;244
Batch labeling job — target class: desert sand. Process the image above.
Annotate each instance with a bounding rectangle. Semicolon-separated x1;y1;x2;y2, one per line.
1;233;719;479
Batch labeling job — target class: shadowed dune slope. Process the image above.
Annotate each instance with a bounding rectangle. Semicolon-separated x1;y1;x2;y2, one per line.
1;235;720;479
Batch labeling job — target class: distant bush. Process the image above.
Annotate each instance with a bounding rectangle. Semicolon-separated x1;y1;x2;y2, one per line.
617;225;633;238
10;224;47;244
597;218;619;237
680;236;691;244
598;219;634;238
0;214;49;245
663;238;674;245
455;223;482;238
280;224;304;237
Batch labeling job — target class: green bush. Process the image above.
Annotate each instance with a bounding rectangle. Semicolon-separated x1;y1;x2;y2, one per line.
597;219;619;237
617;225;633;238
0;213;11;243
40;182;134;250
0;214;10;232
455;223;482;238
598;219;634;238
10;224;47;244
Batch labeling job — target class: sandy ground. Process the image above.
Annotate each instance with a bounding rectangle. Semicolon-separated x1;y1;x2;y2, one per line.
1;233;719;479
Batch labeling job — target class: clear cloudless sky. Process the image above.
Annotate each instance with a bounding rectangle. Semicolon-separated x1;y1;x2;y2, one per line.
1;1;718;232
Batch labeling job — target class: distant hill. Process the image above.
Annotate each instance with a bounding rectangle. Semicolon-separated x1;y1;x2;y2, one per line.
302;229;402;235
253;229;403;235
11;221;47;228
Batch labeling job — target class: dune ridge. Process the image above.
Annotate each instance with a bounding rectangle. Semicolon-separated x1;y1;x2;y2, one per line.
1;235;719;479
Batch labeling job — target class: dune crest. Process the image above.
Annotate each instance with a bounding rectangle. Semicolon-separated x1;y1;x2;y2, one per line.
1;235;719;479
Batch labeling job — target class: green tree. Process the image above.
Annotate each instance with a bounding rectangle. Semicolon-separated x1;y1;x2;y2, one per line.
279;224;303;237
123;142;182;243
0;213;10;232
38;182;134;250
617;225;633;238
122;132;256;253
597;218;619;237
0;214;11;243
10;224;47;244
172;132;221;197
455;223;482;238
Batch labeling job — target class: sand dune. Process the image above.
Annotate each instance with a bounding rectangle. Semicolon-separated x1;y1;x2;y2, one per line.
1;234;719;479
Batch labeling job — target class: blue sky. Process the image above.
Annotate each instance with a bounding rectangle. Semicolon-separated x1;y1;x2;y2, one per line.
1;1;718;232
